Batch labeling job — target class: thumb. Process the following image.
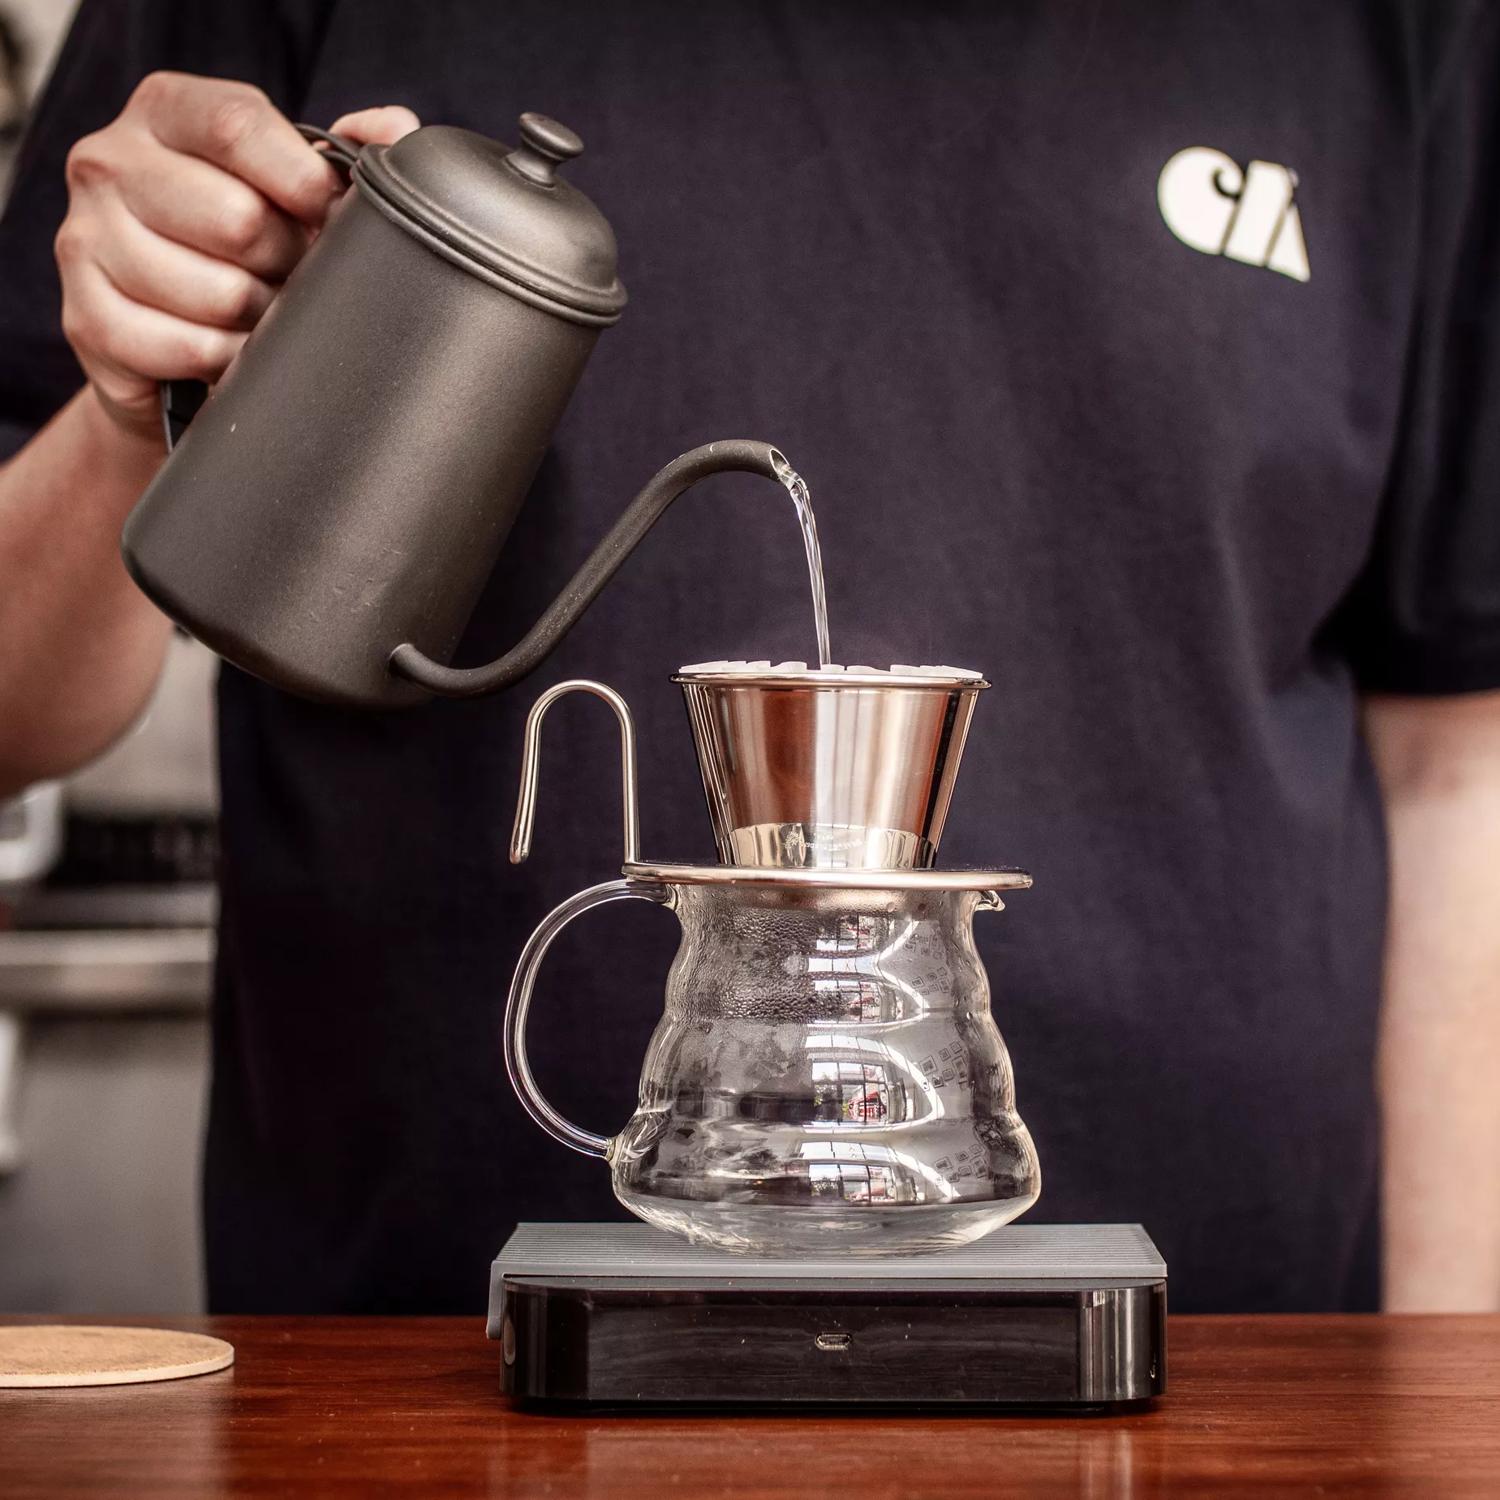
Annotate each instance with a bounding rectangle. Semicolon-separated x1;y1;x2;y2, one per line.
328;105;421;147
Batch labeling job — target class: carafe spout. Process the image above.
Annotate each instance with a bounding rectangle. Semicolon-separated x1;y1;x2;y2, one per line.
388;439;787;699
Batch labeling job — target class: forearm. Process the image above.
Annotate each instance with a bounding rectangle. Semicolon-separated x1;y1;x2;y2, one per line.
1369;693;1500;1312
0;385;171;795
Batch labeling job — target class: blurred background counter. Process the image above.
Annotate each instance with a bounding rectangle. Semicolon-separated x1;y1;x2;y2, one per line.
1;6;216;1310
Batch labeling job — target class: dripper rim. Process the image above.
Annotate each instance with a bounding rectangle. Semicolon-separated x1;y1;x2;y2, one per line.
672;669;990;691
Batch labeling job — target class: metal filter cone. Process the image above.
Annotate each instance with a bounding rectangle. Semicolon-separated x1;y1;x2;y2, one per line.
675;668;987;870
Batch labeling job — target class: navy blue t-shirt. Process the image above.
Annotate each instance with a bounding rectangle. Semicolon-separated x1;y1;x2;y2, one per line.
2;1;1499;1312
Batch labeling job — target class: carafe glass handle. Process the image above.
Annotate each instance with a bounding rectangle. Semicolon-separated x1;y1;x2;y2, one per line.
503;878;668;1158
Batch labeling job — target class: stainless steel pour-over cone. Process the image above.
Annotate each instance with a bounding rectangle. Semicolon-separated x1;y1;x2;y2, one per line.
675;667;987;870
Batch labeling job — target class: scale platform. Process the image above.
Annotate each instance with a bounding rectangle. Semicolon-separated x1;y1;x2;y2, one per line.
489;1222;1166;1410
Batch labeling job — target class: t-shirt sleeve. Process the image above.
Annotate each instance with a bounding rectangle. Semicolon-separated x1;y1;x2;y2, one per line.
1335;8;1500;695
0;0;337;461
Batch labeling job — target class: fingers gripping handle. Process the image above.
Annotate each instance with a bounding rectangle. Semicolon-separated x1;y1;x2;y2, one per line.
503;880;665;1157
159;124;359;452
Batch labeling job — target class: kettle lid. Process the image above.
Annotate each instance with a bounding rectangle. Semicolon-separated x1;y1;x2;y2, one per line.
354;113;627;327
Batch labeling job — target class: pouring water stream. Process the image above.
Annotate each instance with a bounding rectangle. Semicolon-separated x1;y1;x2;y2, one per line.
772;454;832;668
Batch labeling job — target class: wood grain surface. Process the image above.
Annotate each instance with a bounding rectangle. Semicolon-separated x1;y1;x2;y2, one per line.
2;1313;1497;1496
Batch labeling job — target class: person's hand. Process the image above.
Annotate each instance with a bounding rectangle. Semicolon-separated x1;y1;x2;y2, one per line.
55;72;418;443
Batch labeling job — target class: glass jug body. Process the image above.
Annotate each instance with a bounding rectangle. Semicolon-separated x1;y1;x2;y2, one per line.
506;874;1040;1256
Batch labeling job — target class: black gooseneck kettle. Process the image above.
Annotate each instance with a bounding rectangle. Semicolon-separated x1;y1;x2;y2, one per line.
120;114;786;709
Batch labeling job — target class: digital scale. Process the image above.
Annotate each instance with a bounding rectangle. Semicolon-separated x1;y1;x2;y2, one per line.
489;1222;1166;1410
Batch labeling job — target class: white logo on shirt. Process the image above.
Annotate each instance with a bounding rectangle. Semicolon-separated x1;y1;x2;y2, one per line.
1157;147;1310;282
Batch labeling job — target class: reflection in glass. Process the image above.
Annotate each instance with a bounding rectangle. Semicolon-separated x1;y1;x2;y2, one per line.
604;881;1039;1254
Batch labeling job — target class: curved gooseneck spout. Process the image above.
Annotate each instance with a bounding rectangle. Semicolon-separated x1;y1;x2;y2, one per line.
387;439;788;699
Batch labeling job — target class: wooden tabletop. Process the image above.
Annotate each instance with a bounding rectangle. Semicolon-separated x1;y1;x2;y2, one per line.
4;1314;1498;1496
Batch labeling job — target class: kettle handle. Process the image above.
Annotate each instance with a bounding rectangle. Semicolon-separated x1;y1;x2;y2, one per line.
159;124;361;452
387;440;792;698
503;878;669;1158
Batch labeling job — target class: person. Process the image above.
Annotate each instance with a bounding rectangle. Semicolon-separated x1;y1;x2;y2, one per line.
1;1;1497;1316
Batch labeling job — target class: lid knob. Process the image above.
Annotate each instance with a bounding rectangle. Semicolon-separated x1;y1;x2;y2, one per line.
507;113;584;186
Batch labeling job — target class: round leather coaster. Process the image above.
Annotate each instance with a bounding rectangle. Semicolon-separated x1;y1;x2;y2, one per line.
0;1326;234;1388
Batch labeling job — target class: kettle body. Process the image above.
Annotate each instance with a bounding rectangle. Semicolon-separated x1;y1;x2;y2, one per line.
123;175;601;708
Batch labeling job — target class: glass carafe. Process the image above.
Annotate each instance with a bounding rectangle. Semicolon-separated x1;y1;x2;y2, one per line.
506;868;1040;1256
